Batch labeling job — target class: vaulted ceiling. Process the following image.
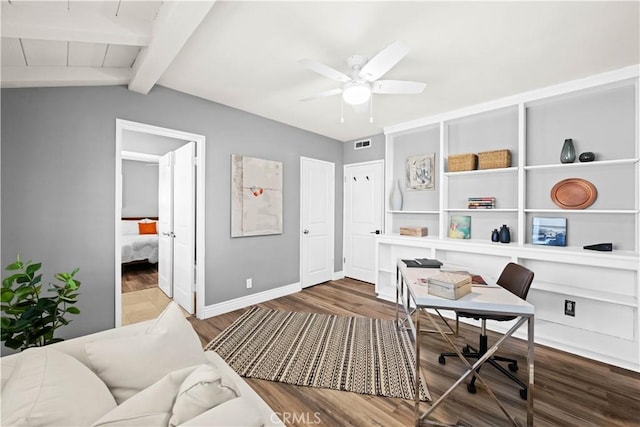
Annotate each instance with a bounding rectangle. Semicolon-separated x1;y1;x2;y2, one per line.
2;1;638;141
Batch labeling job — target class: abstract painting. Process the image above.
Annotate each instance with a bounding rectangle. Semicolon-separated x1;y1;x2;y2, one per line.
448;215;471;239
406;153;435;190
231;155;283;237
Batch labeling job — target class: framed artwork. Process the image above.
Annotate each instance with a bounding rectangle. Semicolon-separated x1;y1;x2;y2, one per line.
406;153;435;190
231;155;283;237
532;217;566;246
448;215;471;239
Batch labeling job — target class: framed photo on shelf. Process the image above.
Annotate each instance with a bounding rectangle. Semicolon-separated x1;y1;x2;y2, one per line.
449;215;471;239
406;153;435;190
532;217;566;246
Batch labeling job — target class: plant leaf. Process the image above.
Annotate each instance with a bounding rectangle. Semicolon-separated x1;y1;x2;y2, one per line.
1;289;14;303
66;306;80;315
5;261;23;271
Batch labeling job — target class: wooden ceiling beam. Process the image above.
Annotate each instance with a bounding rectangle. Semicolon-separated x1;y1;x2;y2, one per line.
128;1;216;95
1;66;132;88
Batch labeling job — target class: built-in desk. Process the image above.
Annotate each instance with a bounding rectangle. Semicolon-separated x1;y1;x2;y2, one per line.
396;260;535;426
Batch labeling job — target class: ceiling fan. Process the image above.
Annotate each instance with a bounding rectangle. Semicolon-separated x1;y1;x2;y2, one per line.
298;41;426;114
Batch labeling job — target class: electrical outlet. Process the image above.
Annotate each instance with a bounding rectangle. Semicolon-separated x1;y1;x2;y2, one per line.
246;278;252;289
564;300;576;317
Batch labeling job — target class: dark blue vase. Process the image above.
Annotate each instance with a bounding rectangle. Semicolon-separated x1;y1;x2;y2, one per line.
560;139;576;163
499;225;511;243
491;229;500;242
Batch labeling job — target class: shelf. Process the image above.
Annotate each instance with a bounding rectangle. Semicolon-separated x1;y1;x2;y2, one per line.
444;166;518;177
531;280;637;307
524;158;639;170
524;209;638;214
445;208;518;212
388;210;439;214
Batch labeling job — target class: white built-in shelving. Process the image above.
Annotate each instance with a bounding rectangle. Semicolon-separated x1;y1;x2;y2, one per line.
378;65;640;372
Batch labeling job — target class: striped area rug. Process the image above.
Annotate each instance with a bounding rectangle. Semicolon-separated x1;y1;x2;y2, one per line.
205;307;429;401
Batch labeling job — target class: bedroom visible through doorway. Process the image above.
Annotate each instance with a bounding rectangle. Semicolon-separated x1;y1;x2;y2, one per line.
115;119;207;327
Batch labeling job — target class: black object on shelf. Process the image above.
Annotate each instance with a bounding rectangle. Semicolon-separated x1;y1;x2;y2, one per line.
499;225;511;243
579;151;596;162
583;243;613;252
402;258;443;268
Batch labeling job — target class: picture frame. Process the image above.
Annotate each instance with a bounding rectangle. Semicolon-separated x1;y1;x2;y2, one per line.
406;153;435;190
532;217;566;246
448;215;471;239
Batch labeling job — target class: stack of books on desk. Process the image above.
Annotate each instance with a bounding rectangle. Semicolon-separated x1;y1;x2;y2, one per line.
427;272;472;300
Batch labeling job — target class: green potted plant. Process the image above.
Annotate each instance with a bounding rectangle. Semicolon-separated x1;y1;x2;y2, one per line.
1;255;81;350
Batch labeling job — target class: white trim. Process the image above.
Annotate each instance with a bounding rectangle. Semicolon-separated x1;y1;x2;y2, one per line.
121;150;161;163
202;282;302;319
332;270;344;280
115;119;206;326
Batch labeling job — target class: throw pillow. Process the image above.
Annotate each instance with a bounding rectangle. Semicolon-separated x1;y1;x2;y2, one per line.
178;398;265;427
85;302;206;403
1;347;116;427
91;365;198;427
138;221;157;235
169;364;238;427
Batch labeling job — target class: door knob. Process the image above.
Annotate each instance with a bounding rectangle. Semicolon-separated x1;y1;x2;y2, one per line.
370;230;381;234
303;229;309;234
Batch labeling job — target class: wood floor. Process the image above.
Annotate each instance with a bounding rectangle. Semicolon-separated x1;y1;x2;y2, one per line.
121;263;170;325
187;278;640;427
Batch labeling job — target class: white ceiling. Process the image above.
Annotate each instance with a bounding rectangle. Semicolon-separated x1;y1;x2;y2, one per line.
2;1;639;142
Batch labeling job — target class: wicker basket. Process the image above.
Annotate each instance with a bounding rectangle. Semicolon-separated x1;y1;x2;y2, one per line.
478;149;511;170
447;153;478;172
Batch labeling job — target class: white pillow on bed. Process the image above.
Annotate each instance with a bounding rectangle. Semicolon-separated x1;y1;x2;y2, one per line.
121;220;140;235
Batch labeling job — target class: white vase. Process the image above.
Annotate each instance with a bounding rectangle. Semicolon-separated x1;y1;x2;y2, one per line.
391;179;403;211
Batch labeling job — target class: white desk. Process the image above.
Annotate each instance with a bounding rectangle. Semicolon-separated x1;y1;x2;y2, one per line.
396;260;535;426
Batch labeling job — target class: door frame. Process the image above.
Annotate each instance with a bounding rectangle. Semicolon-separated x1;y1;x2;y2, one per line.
299;156;335;288
342;159;385;278
115;119;206;326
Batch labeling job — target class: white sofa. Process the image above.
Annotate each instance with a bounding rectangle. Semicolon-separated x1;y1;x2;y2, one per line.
1;302;284;427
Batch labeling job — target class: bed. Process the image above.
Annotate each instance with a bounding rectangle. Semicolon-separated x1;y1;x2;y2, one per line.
121;217;159;265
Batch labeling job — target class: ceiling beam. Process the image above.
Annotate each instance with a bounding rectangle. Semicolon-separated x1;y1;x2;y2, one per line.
1;66;132;88
0;3;152;46
128;1;216;95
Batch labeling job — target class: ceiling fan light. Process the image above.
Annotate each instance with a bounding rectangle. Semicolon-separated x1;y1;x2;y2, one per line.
342;82;371;105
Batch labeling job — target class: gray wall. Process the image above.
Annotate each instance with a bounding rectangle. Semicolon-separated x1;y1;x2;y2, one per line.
121;160;159;218
343;133;385;164
1;85;343;346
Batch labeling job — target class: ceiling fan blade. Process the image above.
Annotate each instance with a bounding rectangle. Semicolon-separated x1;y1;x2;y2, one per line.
358;40;410;82
298;58;351;83
372;80;426;94
299;88;343;102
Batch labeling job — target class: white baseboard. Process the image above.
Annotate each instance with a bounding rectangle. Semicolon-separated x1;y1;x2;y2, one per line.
333;270;344;280
202;282;302;319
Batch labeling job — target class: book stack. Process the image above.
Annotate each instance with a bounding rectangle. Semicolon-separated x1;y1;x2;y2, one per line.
467;197;496;209
427;272;472;300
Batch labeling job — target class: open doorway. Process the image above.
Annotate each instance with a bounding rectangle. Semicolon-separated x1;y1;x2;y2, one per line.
115;120;206;327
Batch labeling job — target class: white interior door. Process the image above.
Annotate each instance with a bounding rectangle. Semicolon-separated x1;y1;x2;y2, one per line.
344;161;384;283
158;152;174;298
301;157;335;288
172;142;196;314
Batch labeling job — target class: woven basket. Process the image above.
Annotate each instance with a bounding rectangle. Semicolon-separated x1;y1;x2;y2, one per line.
478;149;511;170
447;153;478;172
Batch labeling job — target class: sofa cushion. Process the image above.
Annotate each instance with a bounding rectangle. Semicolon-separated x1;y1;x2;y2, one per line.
85;302;206;403
91;365;197;427
178;397;265;427
1;347;116;427
169;364;238;427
